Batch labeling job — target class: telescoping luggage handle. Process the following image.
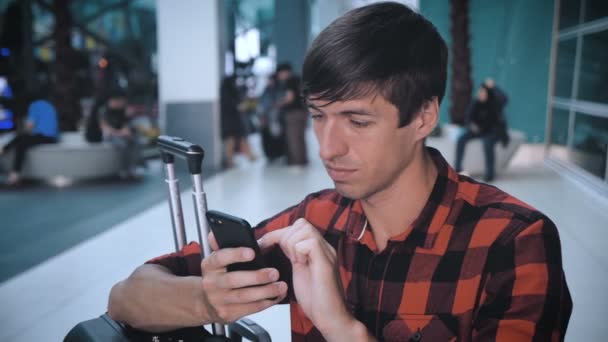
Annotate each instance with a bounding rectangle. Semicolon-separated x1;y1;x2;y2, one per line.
157;135;226;337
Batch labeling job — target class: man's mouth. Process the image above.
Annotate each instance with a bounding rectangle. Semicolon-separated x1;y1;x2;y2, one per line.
325;165;357;182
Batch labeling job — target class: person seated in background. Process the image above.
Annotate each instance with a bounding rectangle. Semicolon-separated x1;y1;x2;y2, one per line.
0;91;58;185
100;90;139;179
454;78;509;182
108;3;571;341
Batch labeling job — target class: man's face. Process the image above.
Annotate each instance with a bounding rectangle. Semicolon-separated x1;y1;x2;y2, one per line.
108;96;127;110
308;94;420;200
477;88;488;102
277;70;290;81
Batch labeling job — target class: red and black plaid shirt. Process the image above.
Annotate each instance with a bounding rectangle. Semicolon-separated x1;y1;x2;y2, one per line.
149;148;572;341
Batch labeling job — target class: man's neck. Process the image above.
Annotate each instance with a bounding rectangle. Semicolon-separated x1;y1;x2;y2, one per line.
360;147;438;252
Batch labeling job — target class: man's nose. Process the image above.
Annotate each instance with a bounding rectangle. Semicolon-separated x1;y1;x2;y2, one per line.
318;121;347;161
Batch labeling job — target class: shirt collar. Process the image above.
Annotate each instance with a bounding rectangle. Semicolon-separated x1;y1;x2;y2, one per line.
345;147;459;251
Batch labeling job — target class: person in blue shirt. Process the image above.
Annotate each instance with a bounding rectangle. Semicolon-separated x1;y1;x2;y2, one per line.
1;97;59;185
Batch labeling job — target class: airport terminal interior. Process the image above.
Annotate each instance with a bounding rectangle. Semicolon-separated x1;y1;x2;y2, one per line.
1;0;607;341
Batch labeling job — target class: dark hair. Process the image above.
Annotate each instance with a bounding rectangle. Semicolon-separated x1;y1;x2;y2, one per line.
28;85;49;102
479;83;496;105
107;87;127;100
302;1;447;127
277;62;293;73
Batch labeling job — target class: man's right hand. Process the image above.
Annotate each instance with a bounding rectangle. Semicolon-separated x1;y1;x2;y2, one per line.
107;234;287;332
198;233;288;324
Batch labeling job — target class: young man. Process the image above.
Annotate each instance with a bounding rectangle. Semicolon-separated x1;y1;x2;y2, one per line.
108;3;571;341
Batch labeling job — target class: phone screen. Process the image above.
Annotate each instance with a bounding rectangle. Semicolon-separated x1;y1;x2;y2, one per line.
206;210;266;272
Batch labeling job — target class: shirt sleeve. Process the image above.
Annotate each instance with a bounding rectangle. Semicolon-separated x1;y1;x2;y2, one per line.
465;102;478;126
472;217;572;341
145;242;203;277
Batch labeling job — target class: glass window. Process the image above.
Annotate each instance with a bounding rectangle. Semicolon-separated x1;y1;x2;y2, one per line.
551;107;570;146
86;11;128;43
577;29;608;103
571;113;608;178
559;0;581;29
548;107;571;164
32;1;55;43
584;0;608;23
554;38;577;98
71;0;125;19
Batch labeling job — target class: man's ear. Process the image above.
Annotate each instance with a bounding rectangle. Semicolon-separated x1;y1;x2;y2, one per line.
414;97;439;141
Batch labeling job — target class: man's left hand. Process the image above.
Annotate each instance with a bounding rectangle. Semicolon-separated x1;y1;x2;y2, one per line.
258;218;372;341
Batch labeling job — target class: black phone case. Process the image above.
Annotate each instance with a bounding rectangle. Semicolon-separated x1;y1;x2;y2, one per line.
206;210;266;272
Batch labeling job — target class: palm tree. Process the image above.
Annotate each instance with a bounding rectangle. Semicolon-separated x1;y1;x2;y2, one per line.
449;0;472;125
52;0;81;131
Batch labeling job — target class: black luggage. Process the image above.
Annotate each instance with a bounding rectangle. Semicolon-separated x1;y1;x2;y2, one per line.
64;314;269;342
260;127;285;161
65;136;271;342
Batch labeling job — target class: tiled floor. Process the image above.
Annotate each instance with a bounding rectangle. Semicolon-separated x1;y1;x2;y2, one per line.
0;159;201;283
1;131;606;341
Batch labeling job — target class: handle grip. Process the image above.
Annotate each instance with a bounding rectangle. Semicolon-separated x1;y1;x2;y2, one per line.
157;135;205;174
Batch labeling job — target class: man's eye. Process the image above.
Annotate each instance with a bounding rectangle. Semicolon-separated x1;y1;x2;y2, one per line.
311;113;323;120
351;120;370;128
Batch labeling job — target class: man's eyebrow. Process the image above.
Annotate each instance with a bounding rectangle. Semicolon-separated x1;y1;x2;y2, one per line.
338;108;374;116
306;103;374;116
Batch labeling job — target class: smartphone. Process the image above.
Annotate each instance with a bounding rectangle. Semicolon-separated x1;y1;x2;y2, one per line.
206;210;266;272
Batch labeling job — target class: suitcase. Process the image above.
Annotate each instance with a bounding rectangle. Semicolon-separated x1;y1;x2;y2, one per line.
260;126;285;161
65;136;271;342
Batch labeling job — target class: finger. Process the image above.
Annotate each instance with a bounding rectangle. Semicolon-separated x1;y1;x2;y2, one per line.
208;232;219;251
293;217;309;227
201;247;255;273
294;239;328;267
225;281;288;304
283;223;314;262
294;239;313;265
217;268;280;289
256;218;310;250
257;227;288;249
222;294;286;322
284;221;319;262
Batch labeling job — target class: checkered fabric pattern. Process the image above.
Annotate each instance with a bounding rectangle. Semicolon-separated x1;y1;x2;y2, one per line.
148;148;572;341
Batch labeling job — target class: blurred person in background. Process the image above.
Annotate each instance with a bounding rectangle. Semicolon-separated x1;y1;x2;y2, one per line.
220;75;256;168
257;73;286;161
84;93;105;143
454;78;509;182
0;88;58;185
100;89;139;179
276;63;308;167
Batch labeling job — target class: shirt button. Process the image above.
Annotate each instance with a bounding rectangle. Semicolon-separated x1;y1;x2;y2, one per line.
411;331;422;341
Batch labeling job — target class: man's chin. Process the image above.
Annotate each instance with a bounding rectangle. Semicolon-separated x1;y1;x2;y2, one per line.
333;183;364;200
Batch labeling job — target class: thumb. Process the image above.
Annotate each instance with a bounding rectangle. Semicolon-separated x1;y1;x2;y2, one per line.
208;231;219;251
